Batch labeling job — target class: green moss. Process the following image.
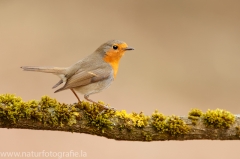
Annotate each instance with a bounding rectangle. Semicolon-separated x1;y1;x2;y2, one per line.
188;108;203;125
152;110;189;135
141;131;152;141
202;109;235;128
235;126;240;138
0;94;79;126
0;94;115;132
80;101;115;133
1;94;236;138
0;94;41;123
115;110;149;128
151;110;166;132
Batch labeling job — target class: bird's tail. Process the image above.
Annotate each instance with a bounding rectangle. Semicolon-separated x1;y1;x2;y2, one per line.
21;66;67;75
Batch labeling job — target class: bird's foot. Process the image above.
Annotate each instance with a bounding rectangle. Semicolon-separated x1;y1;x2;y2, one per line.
73;101;82;108
98;104;116;115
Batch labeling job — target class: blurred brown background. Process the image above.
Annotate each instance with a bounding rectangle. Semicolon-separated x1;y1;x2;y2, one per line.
1;0;240;158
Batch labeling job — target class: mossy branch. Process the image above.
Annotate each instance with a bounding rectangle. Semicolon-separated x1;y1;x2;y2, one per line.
0;94;240;141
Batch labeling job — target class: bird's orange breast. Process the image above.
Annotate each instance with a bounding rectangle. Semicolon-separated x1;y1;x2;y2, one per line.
103;51;125;78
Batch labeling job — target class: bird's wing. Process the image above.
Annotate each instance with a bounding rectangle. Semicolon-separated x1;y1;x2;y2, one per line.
54;64;113;93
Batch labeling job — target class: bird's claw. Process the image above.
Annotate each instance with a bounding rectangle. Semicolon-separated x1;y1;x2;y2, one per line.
98;105;116;115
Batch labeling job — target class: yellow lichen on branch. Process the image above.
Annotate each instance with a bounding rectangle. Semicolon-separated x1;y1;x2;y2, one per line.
0;94;239;141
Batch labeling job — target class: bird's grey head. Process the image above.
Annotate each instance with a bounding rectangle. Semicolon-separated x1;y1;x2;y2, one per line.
95;40;134;57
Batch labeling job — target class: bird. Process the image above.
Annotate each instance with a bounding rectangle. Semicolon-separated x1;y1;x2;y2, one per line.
21;40;134;110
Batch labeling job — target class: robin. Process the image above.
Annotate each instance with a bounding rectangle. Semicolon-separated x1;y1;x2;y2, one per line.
21;40;134;109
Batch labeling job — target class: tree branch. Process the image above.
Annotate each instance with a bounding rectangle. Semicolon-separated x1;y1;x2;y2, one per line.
0;94;239;141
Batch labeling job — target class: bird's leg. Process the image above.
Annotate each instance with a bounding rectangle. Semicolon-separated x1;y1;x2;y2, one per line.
70;89;81;103
84;95;115;111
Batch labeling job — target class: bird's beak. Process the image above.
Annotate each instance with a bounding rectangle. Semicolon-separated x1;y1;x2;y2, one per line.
124;47;134;51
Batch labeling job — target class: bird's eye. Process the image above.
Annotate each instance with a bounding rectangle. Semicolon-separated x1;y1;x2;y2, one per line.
113;45;118;50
